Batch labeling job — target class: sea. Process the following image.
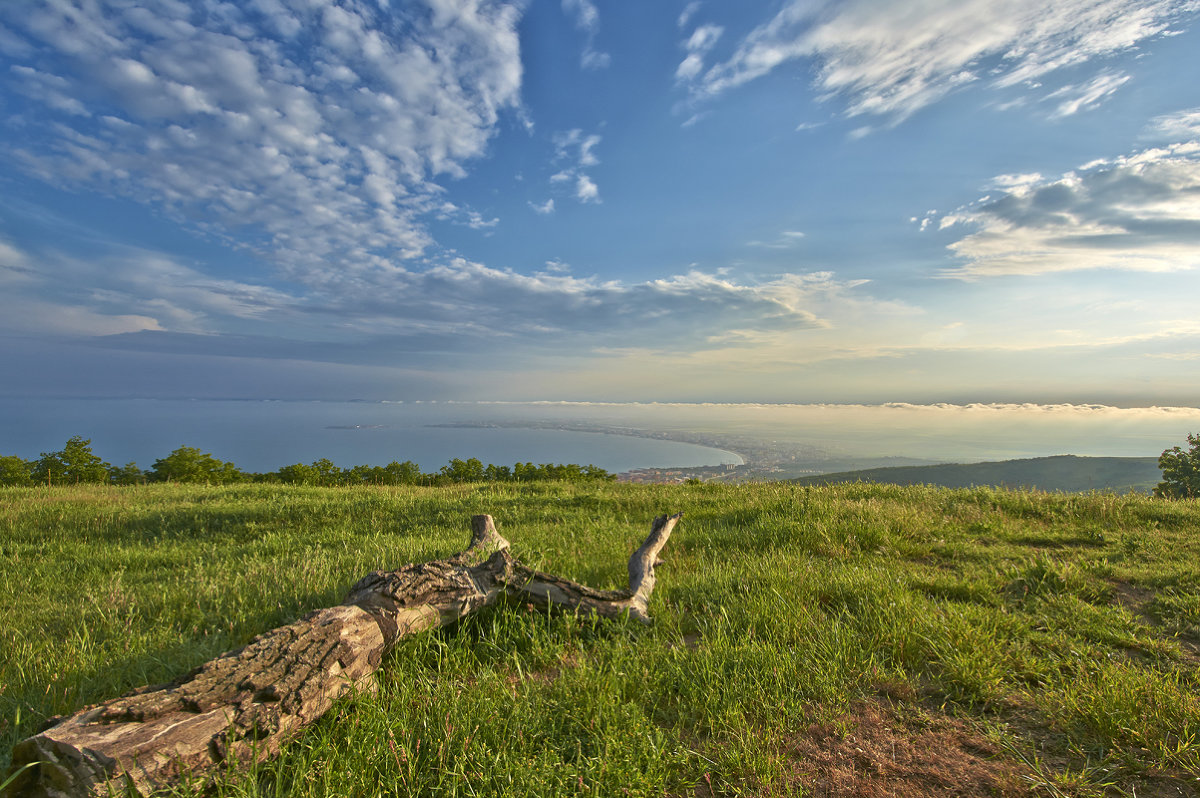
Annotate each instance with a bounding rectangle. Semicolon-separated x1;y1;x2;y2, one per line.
2;398;1199;473
0;398;743;474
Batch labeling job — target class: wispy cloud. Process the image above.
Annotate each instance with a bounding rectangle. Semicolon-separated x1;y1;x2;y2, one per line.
0;1;525;286
1145;107;1200;140
561;0;610;70
675;23;724;83
933;139;1200;278
0;236;299;338
550;128;603;203
1045;71;1130;118
436;202;501;230
0;231;893;365
575;175;600;203
678;2;702;30
688;0;1191;122
747;230;807;249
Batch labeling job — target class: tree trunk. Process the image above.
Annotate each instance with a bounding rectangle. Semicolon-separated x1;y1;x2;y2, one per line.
4;514;680;798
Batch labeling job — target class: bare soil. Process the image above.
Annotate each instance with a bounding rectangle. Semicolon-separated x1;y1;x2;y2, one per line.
780;698;1027;798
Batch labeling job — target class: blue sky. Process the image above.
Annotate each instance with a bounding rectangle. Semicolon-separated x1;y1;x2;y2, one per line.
2;0;1199;405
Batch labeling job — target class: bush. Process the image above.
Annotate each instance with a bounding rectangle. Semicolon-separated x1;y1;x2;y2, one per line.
0;455;34;486
149;446;242;484
33;436;112;484
1155;433;1200;499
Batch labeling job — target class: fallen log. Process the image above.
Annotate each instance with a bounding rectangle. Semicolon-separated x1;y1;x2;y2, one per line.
4;513;680;798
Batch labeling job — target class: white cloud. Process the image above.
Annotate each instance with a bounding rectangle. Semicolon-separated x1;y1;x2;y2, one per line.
435;201;501;231
10;65;90;116
562;0;598;31
561;0;609;70
575;175;599;203
748;230;807;249
676;23;724;82
1146;107;1200;140
1045;71;1130;117
0;300;163;337
691;0;1192;121
0;230;900;364
0;1;525;286
528;198;555;214
678;2;702;30
549;128;602;203
0;237;299;338
936;140;1200;278
580;48;611;70
465;211;500;230
686;24;724;54
989;173;1044;189
676;54;705;82
286;261;852;354
0;239;36;288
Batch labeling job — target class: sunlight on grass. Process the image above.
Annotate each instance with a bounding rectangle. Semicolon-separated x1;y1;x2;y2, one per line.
2;482;1199;796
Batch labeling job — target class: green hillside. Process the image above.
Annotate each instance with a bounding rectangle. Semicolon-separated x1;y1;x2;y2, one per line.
793;454;1163;494
2;482;1198;796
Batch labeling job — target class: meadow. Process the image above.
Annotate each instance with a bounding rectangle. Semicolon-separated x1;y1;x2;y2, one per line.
1;481;1198;797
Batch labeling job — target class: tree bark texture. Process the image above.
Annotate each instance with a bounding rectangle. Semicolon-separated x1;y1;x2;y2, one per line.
4;513;681;798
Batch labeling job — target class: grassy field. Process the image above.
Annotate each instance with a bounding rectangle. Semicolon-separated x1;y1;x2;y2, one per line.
1;481;1199;797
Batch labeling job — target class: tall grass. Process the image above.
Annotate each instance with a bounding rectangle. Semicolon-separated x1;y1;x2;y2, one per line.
2;481;1198;795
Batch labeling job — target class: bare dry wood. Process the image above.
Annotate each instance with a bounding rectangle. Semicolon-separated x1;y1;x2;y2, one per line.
4;513;680;798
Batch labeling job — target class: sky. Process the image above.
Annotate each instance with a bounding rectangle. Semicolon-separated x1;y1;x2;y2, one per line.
2;0;1200;406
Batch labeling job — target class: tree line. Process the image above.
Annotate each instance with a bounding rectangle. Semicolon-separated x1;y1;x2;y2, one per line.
0;436;616;487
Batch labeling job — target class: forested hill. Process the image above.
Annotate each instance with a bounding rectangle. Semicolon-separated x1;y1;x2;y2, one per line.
791;454;1161;493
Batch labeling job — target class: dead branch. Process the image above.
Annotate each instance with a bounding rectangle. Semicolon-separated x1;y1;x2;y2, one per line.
4;513;680;798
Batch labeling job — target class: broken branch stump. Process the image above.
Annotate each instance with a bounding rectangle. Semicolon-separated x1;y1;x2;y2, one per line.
4;513;681;798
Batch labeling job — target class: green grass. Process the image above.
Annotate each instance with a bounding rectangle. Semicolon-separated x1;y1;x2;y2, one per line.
2;481;1199;796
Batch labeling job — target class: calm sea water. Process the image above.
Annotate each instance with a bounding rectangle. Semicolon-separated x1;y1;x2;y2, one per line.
0;399;742;473
3;398;1197;472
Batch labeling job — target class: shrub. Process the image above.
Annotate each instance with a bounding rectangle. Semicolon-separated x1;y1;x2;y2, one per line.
1155;433;1200;499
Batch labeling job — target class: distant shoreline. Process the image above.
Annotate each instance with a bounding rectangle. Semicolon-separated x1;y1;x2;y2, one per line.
426;421;748;467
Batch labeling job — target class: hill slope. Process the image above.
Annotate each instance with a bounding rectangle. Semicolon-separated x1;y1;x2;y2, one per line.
792;454;1161;493
2;482;1197;796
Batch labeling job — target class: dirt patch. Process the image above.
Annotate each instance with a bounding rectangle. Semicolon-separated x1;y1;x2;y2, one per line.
1109;579;1200;663
1109;579;1157;620
781;699;1028;798
504;649;581;689
1119;774;1200;798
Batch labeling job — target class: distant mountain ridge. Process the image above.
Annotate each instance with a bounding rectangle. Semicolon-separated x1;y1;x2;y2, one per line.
792;455;1161;493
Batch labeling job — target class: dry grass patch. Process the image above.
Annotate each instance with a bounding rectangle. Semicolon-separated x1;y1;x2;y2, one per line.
782;698;1027;798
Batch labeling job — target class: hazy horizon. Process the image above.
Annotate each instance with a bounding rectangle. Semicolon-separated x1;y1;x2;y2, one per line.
4;398;1197;470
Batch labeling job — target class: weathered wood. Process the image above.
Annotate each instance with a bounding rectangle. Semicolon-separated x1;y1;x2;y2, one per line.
4;513;680;798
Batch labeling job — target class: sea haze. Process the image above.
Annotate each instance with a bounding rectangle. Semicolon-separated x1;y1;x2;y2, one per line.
0;399;743;474
1;399;1198;473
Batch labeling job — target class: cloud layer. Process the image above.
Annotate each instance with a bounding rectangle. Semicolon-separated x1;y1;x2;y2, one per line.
935;136;1200;277
684;0;1191;121
0;0;524;283
1;232;886;365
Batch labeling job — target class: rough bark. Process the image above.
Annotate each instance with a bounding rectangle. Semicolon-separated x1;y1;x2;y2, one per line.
4;513;680;798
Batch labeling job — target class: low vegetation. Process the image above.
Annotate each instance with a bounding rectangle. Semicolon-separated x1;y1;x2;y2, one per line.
0;437;615;488
790;455;1162;494
2;481;1198;796
1155;433;1200;499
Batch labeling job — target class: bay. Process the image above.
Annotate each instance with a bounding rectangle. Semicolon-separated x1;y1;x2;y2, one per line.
0;398;743;473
